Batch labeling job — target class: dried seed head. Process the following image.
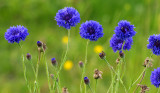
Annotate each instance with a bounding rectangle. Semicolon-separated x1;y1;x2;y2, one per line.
62;87;68;93
84;77;90;85
99;51;106;59
79;61;83;68
93;69;103;79
116;58;120;64
143;57;153;67
138;84;149;93
26;53;31;60
119;51;124;58
42;42;47;52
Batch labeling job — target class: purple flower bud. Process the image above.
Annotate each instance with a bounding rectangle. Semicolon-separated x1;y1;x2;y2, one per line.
26;53;31;60
51;58;57;66
84;77;90;85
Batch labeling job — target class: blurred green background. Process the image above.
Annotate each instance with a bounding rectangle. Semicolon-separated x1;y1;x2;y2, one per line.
0;0;160;93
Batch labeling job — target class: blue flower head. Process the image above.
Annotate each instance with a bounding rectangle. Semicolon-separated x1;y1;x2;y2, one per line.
110;34;133;52
55;7;81;29
150;67;160;88
80;20;104;41
5;25;29;43
114;20;136;40
147;34;160;56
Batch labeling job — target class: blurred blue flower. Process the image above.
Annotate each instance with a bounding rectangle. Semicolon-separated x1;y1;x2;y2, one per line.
110;34;133;52
5;25;29;43
150;67;160;88
147;34;160;56
114;20;136;40
80;20;104;41
55;7;81;29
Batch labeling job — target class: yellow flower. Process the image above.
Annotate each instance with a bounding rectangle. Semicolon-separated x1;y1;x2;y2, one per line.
64;60;73;70
94;45;103;53
62;36;68;44
124;3;131;11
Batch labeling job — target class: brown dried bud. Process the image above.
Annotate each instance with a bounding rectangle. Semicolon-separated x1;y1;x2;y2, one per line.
99;51;106;59
50;74;54;79
42;43;47;52
116;58;120;64
62;87;68;93
138;84;149;93
79;61;83;68
93;69;103;79
143;57;153;67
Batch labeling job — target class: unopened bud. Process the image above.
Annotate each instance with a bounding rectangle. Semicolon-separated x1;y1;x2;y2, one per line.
79;61;83;68
26;53;31;60
99;51;106;59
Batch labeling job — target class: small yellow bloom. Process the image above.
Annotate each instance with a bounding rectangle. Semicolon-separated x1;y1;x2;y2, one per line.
64;60;73;70
94;45;103;53
124;3;131;11
62;36;68;44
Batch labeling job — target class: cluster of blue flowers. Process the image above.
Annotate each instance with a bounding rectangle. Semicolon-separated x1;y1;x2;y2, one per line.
4;6;160;90
110;20;136;52
5;25;29;43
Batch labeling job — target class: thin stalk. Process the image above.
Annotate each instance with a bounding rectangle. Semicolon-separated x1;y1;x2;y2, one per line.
88;84;93;93
29;60;36;76
133;70;146;93
157;88;160;93
103;58;127;93
128;67;147;91
34;50;41;93
22;54;32;93
115;63;120;93
104;58;114;93
44;53;52;93
18;44;32;93
80;40;89;93
57;29;70;92
94;79;98;93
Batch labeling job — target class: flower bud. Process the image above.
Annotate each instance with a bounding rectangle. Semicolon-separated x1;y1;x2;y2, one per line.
79;61;83;68
84;77;90;85
119;51;124;58
62;87;68;93
26;53;31;60
51;58;57;66
37;41;42;47
99;51;106;59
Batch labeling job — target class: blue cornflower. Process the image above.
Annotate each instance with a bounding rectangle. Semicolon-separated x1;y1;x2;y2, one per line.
150;67;160;88
114;20;136;40
5;25;29;43
79;20;104;41
55;7;81;29
147;34;160;56
110;34;133;52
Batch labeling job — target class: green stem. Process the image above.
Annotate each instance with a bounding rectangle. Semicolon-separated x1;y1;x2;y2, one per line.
88;84;93;93
18;44;32;93
30;60;36;76
22;54;32;93
34;50;41;93
103;58;127;93
44;53;52;93
157;88;160;93
94;79;97;93
56;29;70;92
80;40;89;93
